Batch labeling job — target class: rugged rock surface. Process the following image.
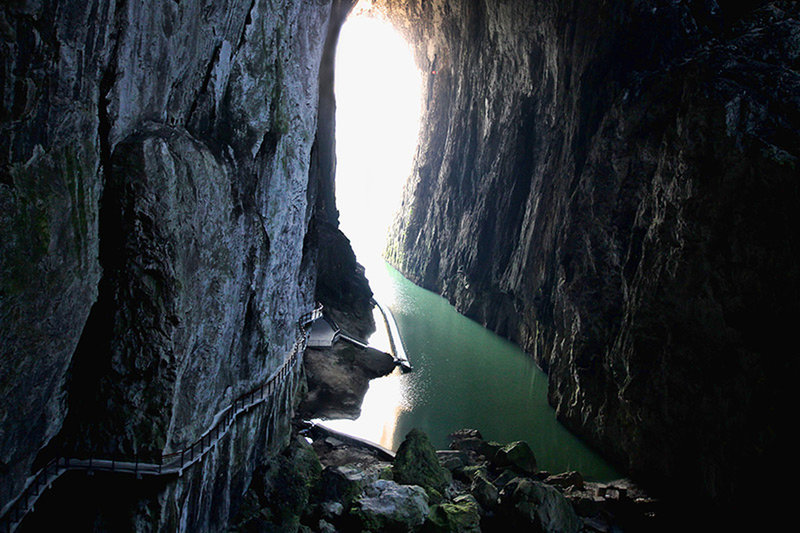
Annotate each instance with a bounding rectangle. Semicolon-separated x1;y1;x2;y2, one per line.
352;479;431;531
382;0;800;508
300;426;654;532
3;0;797;527
232;434;323;532
1;0;359;529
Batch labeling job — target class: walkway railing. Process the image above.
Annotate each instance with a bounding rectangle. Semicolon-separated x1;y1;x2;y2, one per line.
372;298;412;372
0;303;323;533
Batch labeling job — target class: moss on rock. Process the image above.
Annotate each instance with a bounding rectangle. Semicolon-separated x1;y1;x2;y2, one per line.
393;428;450;493
423;494;482;533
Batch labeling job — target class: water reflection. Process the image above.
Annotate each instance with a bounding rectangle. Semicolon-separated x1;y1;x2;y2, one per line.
318;262;620;481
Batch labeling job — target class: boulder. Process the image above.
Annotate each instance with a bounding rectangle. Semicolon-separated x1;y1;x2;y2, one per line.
320;501;344;520
352;479;430;531
449;437;486;453
393;428;450;493
478;441;503;462
461;465;489;483
318;520;337;533
320;465;374;509
437;450;472;472
470;471;500;511
423;494;482;533
493;441;537;475
492;468;519;490
499;477;581;533
300;342;395;420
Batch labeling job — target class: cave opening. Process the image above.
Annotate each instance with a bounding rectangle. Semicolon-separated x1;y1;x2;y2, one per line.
333;5;422;276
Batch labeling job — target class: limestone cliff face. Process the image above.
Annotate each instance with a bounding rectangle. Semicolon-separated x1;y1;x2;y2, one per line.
1;0;356;529
384;0;799;503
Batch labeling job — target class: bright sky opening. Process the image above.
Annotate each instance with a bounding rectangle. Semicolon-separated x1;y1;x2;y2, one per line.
334;6;422;271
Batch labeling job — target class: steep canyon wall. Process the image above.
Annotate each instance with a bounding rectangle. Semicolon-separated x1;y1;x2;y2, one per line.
1;0;357;529
2;0;798;526
382;0;799;505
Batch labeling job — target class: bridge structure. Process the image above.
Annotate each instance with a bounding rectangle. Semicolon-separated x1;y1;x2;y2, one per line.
0;304;324;533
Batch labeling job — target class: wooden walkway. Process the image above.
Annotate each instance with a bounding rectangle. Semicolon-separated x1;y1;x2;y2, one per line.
0;305;323;533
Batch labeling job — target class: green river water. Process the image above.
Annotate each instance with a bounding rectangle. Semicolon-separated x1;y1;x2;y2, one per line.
321;261;620;481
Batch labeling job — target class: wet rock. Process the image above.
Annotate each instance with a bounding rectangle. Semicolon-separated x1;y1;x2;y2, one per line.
393;428;450;493
352;479;430;532
493;441;538;475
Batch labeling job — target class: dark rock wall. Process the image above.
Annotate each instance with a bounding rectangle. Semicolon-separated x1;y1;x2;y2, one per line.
1;0;356;529
383;0;799;503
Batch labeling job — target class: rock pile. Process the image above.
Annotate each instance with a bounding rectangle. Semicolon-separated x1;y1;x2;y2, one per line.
233;426;660;532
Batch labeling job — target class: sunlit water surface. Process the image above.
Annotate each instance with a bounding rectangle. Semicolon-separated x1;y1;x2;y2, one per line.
321;261;620;481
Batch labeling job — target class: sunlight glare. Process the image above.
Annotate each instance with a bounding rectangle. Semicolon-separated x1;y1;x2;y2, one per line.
335;6;422;272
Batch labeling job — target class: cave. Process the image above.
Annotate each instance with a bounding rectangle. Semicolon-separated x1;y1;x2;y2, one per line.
1;0;798;531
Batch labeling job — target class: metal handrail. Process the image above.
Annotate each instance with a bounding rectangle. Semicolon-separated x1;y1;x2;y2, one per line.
0;304;322;533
